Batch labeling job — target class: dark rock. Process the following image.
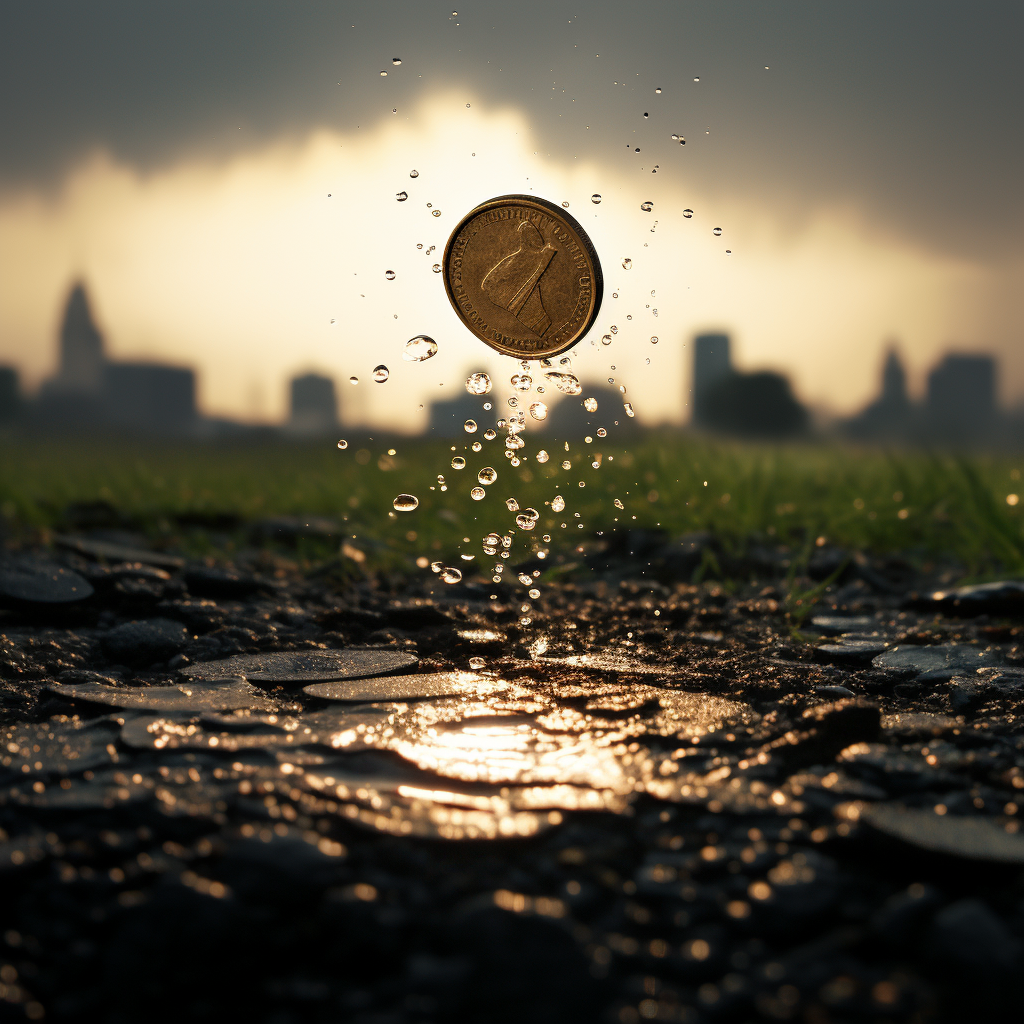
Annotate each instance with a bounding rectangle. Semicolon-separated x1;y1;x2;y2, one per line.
919;580;1024;617
926;899;1022;975
809;614;877;635
861;804;1024;862
872;643;1004;677
816;640;889;665
182;566;267;599
0;556;94;605
182;648;419;683
101;617;189;665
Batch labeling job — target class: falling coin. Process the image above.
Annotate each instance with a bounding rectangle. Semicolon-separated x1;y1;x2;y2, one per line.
442;195;603;359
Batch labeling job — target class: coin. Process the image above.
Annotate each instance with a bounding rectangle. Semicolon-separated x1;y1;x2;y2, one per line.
443;195;603;359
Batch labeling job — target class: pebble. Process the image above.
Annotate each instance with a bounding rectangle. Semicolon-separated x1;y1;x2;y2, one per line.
810;614;876;635
47;677;278;713
817;640;888;665
54;533;185;569
872;643;1004;677
102;617;189;665
0;556;94;604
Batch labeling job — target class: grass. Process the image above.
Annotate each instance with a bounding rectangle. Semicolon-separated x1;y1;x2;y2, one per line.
1;430;1023;580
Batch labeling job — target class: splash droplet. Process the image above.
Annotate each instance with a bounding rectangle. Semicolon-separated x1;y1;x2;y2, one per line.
601;334;612;345
561;460;571;470
472;441;482;452
393;494;419;512
506;498;519;512
622;258;632;270
409;169;419;178
518;573;533;586
651;336;659;345
372;364;389;383
584;397;598;412
403;335;438;361
440;567;463;584
432;210;442;217
484;428;497;440
471;486;486;500
392;57;402;65
466;372;492;395
713;227;722;237
451;457;466;469
515;514;536;530
469;656;486;669
536;450;549;463
396;191;408;202
385;270;396;280
597;427;607;437
511;373;532;391
544;371;582;396
655;87;662;94
528;588;540;599
464;419;478;433
552;495;565;512
640;201;653;212
432;263;441;273
529;401;548;420
561;201;569;208
478;467;497;485
349;376;359;385
624;402;635;418
591;194;602;204
683;209;693;219
505;433;525;450
614;498;624;510
336;439;348;450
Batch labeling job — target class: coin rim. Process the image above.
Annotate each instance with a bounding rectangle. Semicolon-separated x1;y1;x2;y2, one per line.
442;194;604;360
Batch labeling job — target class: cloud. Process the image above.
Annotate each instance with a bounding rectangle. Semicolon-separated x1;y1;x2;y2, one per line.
1;91;1021;430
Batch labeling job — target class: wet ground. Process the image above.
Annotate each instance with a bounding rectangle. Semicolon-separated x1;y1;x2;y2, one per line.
2;537;1024;1023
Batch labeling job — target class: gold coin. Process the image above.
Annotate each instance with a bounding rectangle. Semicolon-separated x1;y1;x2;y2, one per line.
443;195;603;359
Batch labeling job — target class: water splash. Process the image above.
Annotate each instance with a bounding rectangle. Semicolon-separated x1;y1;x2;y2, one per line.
544;371;582;396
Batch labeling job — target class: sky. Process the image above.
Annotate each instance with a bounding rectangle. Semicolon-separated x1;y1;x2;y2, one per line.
1;0;1021;429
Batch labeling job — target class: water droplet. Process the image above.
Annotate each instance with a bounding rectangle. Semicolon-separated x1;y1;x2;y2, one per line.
544;371;582;396
380;71;388;76
561;201;569;208
655;87;662;94
349;376;359;385
713;227;722;236
393;493;419;511
336;439;348;450
469;656;486;669
582;397;598;413
601;334;612;345
651;336;659;345
478;467;497;485
372;364;389;383
432;209;442;217
536;450;549;463
392;57;402;65
693;77;700;82
484;428;496;440
529;401;548;421
683;209;693;219
440;567;462;584
610;325;618;334
591;194;602;204
464;419;477;433
396;191;408;201
561;460;571;470
511;373;532;391
403;335;438;361
614;498;624;509
597;427;607;438
472;441;482;452
552;495;565;512
483;401;492;410
451;456;466;469
432;263;441;273
430;560;443;573
528;588;540;599
624;402;635;417
640;201;653;212
622;258;632;270
516;515;537;530
518;573;533;586
410;169;419;178
506;498;519;512
465;371;492;395
385;270;396;281
471;487;486;500
505;433;524;450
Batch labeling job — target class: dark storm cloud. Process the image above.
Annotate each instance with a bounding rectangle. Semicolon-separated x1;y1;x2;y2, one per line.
2;1;1021;261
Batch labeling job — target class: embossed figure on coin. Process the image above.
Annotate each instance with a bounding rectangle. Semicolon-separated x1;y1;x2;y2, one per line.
480;221;557;336
443;195;603;359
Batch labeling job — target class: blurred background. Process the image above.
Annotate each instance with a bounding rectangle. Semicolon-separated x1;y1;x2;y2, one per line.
1;0;1022;448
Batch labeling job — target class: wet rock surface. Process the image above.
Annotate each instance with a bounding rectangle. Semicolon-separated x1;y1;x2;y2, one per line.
1;545;1024;1022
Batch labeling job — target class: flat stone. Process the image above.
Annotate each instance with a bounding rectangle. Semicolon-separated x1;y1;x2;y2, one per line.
0;718;120;777
872;644;1004;677
182;566;267;599
0;557;94;605
862;804;1024;863
810;615;877;635
537;652;673;675
54;534;184;568
304;671;506;702
818;640;889;664
47;677;278;713
181;648;418;683
882;712;961;737
102;618;189;665
926;580;1024;616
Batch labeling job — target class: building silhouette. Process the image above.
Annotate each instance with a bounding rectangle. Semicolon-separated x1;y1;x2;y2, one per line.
427;392;498;437
926;354;995;441
544;385;639;438
0;366;20;424
35;281;198;434
287;372;338;436
690;331;807;438
845;344;912;439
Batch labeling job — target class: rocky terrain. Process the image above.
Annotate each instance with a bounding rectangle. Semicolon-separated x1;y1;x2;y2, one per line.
2;533;1024;1023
